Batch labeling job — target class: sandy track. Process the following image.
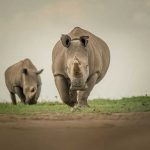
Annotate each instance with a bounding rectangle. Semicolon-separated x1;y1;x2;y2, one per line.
0;112;150;150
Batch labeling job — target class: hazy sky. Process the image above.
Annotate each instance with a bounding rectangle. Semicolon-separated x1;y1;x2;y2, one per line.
0;0;150;102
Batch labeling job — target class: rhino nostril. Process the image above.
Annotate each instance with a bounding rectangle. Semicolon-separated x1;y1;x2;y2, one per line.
30;87;36;93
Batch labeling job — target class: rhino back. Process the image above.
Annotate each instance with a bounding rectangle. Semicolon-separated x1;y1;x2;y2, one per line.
52;27;110;82
5;59;38;92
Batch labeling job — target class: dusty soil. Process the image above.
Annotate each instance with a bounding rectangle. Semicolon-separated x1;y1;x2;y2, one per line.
0;112;150;150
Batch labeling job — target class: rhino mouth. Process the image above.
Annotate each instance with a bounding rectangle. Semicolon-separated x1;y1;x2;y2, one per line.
25;96;37;105
25;100;37;105
70;83;88;91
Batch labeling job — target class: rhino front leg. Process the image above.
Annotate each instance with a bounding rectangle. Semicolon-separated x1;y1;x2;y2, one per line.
35;85;41;102
10;92;17;105
77;73;99;107
54;75;76;107
14;87;26;104
69;90;77;105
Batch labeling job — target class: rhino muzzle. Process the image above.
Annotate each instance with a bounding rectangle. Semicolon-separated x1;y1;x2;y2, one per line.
25;99;37;105
70;80;88;91
70;84;88;91
25;94;37;105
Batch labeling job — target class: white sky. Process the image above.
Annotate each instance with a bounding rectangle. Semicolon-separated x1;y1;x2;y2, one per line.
0;0;150;102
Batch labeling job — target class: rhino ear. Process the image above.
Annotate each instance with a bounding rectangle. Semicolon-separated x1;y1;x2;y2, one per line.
36;69;44;75
22;68;28;75
61;34;71;48
80;36;89;47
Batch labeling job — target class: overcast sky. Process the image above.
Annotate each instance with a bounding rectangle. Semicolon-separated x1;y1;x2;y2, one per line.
0;0;150;102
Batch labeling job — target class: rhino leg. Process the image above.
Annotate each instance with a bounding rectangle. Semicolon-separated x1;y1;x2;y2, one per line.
10;92;17;105
14;87;26;104
77;73;99;107
54;76;76;107
69;90;77;105
35;85;41;102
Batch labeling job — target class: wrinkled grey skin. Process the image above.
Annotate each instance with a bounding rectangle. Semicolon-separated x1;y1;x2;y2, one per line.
5;59;43;105
52;27;110;107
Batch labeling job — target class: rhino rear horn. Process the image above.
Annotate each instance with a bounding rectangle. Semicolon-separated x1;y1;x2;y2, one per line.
80;36;89;47
61;34;71;48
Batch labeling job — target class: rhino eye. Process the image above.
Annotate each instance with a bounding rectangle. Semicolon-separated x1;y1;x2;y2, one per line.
86;65;89;69
24;87;29;92
66;66;70;73
66;66;69;71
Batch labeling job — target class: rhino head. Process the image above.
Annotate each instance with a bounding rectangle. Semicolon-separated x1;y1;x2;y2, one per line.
21;68;43;104
61;34;89;91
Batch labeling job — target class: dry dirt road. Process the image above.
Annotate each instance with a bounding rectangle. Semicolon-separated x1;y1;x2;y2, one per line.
0;112;150;150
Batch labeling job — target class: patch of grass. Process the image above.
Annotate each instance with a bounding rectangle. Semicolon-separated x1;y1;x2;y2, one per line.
0;102;70;115
0;96;150;115
89;96;150;113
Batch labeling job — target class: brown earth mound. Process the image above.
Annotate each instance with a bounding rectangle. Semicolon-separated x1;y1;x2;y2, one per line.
0;112;150;150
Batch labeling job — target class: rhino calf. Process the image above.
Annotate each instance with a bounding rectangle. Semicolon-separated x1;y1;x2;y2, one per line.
5;59;43;105
52;27;110;107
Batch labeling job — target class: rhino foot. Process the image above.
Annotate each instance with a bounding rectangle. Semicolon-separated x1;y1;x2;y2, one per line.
71;103;90;112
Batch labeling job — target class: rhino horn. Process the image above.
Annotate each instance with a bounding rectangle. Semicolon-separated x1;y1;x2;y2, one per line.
73;57;81;76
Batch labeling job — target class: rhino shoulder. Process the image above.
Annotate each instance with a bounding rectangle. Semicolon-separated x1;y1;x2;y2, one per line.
52;41;68;77
69;27;89;38
22;58;37;70
23;58;32;63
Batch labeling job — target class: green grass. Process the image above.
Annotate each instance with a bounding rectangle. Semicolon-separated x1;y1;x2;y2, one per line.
0;96;150;115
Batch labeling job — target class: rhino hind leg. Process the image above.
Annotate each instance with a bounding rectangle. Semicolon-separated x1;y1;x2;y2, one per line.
54;76;76;107
10;92;17;105
77;73;99;107
14;87;26;104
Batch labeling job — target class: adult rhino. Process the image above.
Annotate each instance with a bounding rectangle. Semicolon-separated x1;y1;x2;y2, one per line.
52;27;110;107
5;58;43;105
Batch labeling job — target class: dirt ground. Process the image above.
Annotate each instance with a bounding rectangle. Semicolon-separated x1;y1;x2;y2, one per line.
0;112;150;150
